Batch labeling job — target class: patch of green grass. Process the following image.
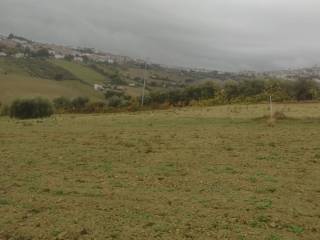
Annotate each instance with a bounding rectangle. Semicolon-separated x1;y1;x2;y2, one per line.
238;235;247;240
249;215;270;228
54;190;65;196
51;229;61;237
0;57;78;80
255;186;277;194
51;60;105;85
0;73;104;104
154;162;177;176
100;161;112;173
314;153;320;159
266;234;282;240
248;176;258;183
263;175;278;183
256;199;273;210
257;215;270;224
288;225;304;234
0;199;9;205
224;166;237;174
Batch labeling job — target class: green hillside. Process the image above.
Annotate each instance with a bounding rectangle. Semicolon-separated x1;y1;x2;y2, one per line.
0;58;105;104
0;73;103;104
0;57;200;105
51;59;106;85
0;58;78;80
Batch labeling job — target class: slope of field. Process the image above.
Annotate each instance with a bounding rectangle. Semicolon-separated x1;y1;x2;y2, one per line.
0;57;78;80
51;60;106;85
0;73;104;104
0;103;319;240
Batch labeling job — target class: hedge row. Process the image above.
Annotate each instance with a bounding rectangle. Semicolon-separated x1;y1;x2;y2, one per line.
9;98;53;119
0;96;138;119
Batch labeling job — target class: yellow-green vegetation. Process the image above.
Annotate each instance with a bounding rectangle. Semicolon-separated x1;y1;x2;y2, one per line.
51;60;106;85
0;58;106;104
124;67;185;83
0;58;78;80
0;103;319;239
0;73;103;104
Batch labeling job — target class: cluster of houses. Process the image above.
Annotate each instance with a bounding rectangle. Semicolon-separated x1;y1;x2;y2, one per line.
93;83;137;93
265;66;320;81
0;34;133;65
47;47;121;64
0;52;7;57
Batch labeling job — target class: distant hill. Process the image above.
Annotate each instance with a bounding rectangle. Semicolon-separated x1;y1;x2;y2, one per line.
0;58;105;104
3;33;319;105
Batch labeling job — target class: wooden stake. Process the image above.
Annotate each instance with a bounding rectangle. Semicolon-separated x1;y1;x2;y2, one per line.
269;96;273;119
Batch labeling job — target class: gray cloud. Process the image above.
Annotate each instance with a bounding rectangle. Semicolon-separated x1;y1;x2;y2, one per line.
1;0;320;71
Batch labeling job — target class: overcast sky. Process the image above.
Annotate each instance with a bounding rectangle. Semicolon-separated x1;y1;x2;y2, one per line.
1;0;320;71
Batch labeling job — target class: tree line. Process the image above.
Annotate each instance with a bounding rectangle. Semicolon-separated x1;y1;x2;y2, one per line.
1;78;320;119
143;78;320;107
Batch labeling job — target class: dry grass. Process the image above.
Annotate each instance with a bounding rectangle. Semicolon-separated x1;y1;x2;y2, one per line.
0;103;320;239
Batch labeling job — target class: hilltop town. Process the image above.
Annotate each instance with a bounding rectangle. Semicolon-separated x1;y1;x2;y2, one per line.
0;33;137;65
2;33;320;84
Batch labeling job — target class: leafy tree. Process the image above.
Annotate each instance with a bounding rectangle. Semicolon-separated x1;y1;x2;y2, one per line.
110;71;127;85
53;97;71;111
105;90;123;99
85;101;106;113
238;79;265;97
64;55;74;61
71;97;89;111
10;98;53;119
54;74;64;81
82;55;89;63
293;78;319;101
224;80;240;101
108;96;123;107
32;48;50;58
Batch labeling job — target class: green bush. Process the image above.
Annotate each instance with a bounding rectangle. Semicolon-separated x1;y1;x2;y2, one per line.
10;98;53;119
85;101;106;113
53;97;71;112
108;96;123;107
71;97;89;111
0;104;10;116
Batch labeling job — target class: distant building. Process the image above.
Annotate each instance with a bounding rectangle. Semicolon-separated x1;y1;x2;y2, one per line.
12;39;28;45
74;56;83;62
14;53;24;58
48;50;56;55
54;54;65;59
116;86;125;90
94;84;104;91
0;52;7;57
107;59;114;64
129;83;136;87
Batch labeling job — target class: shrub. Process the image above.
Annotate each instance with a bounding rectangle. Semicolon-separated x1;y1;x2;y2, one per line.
53;97;71;112
108;96;123;107
54;73;64;81
32;48;50;58
273;111;287;120
10;98;53;119
71;97;89;111
85;101;106;113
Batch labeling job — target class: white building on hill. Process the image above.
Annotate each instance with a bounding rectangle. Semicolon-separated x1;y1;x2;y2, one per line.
14;53;24;58
54;54;65;59
74;56;83;62
94;84;104;91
